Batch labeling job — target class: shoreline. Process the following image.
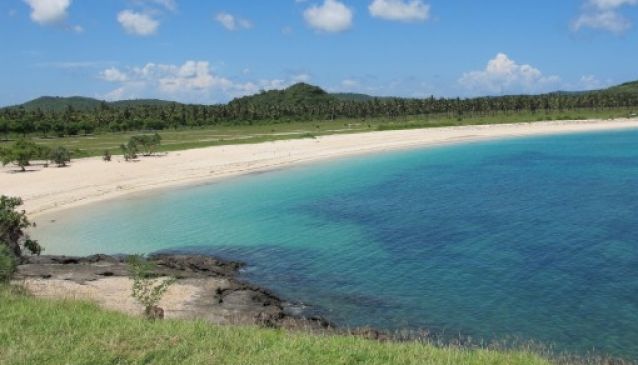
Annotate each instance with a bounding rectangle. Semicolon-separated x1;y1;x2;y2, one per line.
2;118;638;217
12;253;344;335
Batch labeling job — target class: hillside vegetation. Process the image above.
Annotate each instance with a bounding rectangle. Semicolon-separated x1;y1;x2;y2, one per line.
0;286;553;365
14;96;178;112
0;82;637;157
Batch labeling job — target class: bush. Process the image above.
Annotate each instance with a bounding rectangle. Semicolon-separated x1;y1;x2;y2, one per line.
0;245;16;282
127;255;175;320
102;150;112;162
49;146;71;167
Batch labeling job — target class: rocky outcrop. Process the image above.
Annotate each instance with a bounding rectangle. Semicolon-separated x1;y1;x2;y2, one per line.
14;253;333;332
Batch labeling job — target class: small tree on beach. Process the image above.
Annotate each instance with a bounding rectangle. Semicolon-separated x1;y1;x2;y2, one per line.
49;146;71;167
127;255;175;320
120;141;138;162
130;133;162;156
0;139;47;172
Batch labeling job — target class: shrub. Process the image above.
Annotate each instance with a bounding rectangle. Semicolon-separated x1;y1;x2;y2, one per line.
127;255;175;320
0;139;48;172
0;245;16;282
120;141;138;162
49;146;71;167
102;150;112;162
130;133;162;156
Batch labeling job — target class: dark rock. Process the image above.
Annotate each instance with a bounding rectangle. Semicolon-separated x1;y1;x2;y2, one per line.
14;253;334;332
350;327;390;341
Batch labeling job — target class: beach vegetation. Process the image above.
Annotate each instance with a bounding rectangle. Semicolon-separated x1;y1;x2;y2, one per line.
48;146;71;167
127;255;175;320
120;140;138;161
130;133;162;156
0;196;42;258
102;149;112;162
0;139;48;172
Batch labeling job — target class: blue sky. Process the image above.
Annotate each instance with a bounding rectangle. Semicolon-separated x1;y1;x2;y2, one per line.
1;0;638;106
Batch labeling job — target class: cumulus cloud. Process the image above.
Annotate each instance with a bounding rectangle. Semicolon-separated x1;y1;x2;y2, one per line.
99;60;308;103
459;53;560;95
215;12;253;31
100;67;129;82
23;0;70;25
572;0;637;33
368;0;430;22
303;0;353;33
117;10;159;36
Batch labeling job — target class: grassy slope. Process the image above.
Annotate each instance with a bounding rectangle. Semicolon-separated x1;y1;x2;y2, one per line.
0;287;552;365
1;108;634;158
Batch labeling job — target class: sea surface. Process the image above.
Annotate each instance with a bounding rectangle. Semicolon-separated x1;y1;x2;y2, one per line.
34;129;638;360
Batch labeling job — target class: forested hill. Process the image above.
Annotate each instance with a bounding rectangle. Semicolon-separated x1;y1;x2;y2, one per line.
2;81;638;137
12;96;179;112
8;80;638;113
605;81;638;94
230;83;335;106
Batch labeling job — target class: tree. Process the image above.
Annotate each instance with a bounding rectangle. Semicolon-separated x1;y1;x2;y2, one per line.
0;196;42;258
127;255;175;320
49;146;71;167
0;139;45;172
120;140;138;161
130;133;162;156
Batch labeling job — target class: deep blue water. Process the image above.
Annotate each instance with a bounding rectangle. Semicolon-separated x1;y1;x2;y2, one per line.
34;130;638;360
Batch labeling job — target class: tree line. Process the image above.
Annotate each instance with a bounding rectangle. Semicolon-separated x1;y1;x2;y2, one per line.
2;86;638;138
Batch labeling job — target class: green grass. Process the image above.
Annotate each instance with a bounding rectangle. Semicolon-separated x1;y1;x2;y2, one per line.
0;108;635;159
0;285;554;365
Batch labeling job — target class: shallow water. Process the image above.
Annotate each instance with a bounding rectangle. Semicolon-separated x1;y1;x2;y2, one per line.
34;129;638;360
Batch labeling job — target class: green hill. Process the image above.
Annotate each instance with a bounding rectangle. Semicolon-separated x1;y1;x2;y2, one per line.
604;80;638;94
7;97;178;112
230;83;335;106
18;96;103;112
6;79;638;113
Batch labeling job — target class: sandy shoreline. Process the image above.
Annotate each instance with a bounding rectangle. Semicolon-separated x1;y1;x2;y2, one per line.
2;118;638;217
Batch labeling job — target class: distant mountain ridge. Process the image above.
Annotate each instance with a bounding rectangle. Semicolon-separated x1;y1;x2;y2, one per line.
6;79;638;112
9;96;179;112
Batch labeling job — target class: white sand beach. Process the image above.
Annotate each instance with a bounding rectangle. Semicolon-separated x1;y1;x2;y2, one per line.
2;119;638;217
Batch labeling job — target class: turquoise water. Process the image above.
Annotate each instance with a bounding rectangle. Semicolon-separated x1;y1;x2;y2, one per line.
34;130;638;360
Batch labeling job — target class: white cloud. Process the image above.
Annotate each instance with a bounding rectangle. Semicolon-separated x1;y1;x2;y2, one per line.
215;12;253;31
303;0;353;33
368;0;430;22
341;79;360;88
99;60;306;103
589;0;637;9
572;0;637;33
459;53;560;95
23;0;70;25
117;10;159;36
100;68;129;82
292;73;311;83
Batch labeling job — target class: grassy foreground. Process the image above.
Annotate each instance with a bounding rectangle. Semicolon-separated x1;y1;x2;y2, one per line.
0;286;553;365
